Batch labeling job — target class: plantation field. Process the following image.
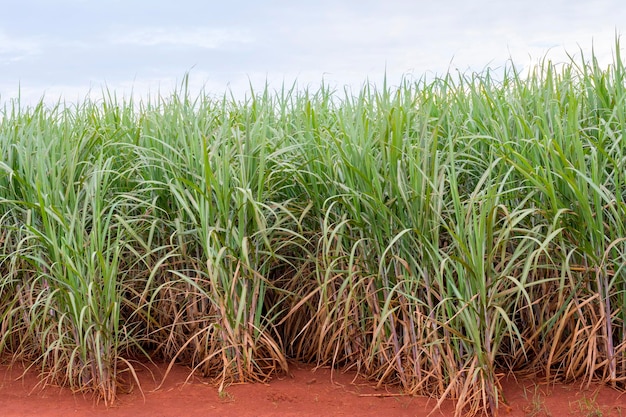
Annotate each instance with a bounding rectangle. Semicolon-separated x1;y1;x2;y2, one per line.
2;46;626;416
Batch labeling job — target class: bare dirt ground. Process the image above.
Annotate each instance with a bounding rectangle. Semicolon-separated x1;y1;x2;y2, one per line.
1;360;625;417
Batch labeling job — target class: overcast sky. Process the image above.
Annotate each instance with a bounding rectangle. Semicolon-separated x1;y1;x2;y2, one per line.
1;0;625;106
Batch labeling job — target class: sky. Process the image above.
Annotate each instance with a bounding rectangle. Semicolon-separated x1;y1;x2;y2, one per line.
1;0;625;106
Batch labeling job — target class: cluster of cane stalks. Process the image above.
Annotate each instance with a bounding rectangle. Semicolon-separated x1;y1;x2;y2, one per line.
1;46;626;415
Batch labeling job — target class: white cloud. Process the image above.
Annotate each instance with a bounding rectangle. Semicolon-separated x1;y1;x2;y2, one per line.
3;0;626;108
0;32;41;62
109;27;252;49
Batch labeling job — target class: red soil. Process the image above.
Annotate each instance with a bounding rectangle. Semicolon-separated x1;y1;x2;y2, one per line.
1;360;625;417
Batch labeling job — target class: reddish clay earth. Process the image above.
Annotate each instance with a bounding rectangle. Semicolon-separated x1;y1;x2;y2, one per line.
1;360;625;417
